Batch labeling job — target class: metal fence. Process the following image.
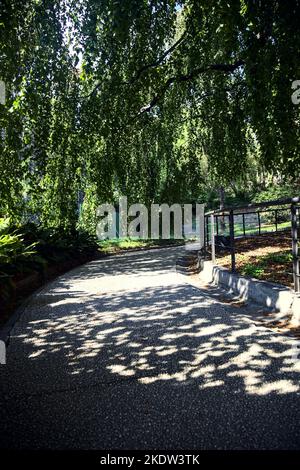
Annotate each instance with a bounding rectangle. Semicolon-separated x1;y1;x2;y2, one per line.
204;197;300;293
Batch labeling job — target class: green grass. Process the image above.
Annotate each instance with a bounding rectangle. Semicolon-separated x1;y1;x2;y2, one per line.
262;251;292;264
241;264;265;278
239;250;292;280
207;220;290;238
99;238;147;251
98;237;185;253
235;221;290;236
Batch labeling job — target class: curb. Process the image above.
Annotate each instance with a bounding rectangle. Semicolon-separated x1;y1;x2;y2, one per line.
199;261;298;322
0;282;47;347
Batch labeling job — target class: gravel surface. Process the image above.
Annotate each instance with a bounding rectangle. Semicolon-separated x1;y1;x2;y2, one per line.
0;246;300;449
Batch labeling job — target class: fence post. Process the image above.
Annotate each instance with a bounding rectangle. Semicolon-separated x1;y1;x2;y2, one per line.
275;209;278;232
242;213;246;237
291;203;299;293
258;211;261;235
211;214;215;264
204;215;207;251
206;216;209;247
229;209;236;272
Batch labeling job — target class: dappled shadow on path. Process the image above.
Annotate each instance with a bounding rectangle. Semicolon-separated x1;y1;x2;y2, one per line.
5;284;300;395
1;247;300;449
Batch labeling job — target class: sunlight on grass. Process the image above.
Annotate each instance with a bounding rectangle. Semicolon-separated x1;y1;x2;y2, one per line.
98;237;185;254
207;220;291;237
99;238;148;253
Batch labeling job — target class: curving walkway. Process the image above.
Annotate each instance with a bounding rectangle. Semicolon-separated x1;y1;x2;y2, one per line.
1;246;300;449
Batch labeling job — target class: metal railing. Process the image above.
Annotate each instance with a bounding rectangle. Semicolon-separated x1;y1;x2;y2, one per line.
204;197;300;293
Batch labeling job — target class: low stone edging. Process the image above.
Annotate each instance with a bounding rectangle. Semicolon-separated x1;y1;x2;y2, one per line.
0;253;97;331
199;261;300;326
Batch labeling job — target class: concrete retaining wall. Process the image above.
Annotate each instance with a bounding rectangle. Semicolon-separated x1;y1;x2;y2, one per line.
199;261;300;325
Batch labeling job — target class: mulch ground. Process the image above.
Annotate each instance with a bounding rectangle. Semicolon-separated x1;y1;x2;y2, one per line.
214;231;293;287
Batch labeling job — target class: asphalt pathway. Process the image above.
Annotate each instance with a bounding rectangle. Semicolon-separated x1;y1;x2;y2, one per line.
0;247;300;449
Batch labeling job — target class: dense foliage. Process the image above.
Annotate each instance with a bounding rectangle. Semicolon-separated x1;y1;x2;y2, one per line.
1;0;300;231
0;217;98;302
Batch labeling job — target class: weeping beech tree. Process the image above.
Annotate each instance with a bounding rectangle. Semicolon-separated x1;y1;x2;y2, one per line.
1;0;300;228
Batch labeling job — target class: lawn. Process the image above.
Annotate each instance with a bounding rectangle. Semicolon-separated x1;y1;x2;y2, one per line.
206;219;291;237
98;237;185;254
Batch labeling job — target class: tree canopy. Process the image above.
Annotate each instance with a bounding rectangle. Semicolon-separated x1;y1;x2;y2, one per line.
1;0;300;229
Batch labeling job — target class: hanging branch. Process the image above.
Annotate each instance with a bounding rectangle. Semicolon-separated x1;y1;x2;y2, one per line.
137;60;245;116
84;31;187;99
127;30;187;85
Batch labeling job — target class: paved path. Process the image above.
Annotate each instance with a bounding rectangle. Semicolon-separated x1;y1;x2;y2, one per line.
1;247;300;449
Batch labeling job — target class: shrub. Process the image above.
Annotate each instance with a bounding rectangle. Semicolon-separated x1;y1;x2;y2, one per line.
0;218;38;267
0;218;99;280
